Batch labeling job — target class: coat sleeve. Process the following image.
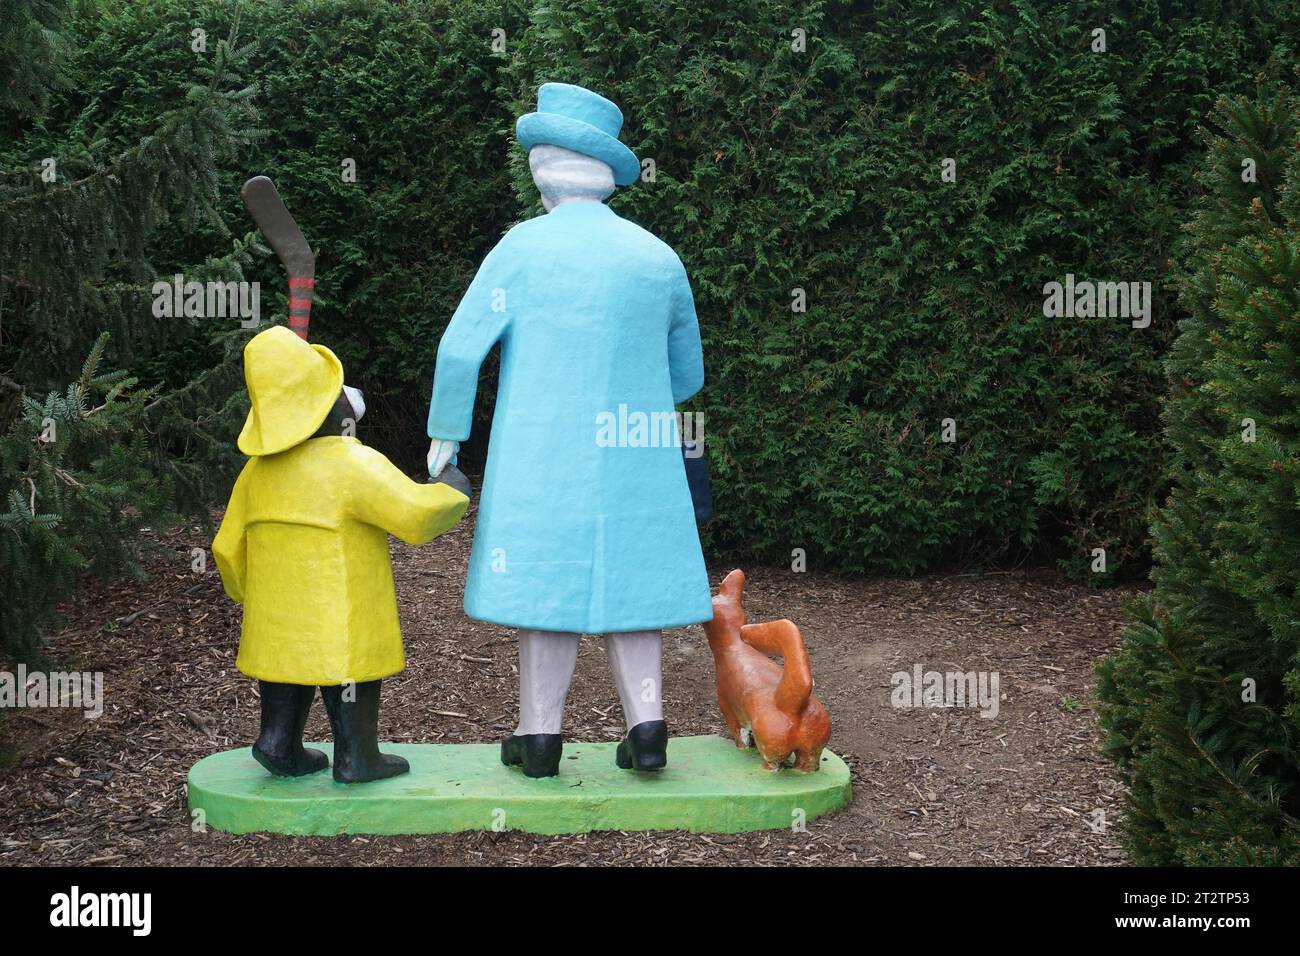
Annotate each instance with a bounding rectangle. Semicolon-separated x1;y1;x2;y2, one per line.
667;256;704;405
347;444;470;546
212;463;252;604
427;237;516;441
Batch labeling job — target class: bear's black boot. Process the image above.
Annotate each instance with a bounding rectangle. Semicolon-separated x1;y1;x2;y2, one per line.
252;681;329;776
320;680;409;783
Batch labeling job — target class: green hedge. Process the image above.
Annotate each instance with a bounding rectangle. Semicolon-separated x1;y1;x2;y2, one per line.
38;0;1300;579
505;0;1300;579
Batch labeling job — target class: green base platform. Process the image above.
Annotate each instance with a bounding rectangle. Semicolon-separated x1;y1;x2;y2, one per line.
187;734;851;835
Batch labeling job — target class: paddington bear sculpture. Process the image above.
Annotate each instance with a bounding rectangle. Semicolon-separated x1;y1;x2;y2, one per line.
704;570;832;772
213;326;469;783
425;83;712;778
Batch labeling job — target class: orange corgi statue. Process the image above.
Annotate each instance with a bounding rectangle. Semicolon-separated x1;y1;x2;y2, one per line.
703;570;831;771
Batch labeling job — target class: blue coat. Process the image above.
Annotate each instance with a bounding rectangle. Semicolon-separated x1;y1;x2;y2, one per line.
428;201;712;633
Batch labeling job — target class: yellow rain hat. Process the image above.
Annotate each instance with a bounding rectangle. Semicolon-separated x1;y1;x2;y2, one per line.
237;325;344;456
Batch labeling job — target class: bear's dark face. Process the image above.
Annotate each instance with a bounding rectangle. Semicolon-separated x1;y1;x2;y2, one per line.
311;390;358;439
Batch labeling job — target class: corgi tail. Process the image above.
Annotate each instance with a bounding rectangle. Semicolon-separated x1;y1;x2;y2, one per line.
738;619;814;714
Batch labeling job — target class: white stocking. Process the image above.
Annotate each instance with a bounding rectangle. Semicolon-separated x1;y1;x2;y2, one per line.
515;629;581;735
604;630;663;732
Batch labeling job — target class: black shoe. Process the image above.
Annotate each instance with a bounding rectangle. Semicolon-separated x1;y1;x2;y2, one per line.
500;734;563;778
319;680;410;784
616;720;668;771
252;681;329;777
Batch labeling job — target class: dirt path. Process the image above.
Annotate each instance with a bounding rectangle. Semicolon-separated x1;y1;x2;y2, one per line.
0;500;1135;866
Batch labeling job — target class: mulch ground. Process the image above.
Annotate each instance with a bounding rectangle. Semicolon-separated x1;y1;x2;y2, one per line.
0;495;1137;866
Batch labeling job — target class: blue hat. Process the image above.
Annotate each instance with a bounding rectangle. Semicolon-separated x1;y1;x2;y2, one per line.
516;83;640;187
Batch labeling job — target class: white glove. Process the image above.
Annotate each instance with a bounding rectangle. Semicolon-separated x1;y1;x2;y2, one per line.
427;437;459;478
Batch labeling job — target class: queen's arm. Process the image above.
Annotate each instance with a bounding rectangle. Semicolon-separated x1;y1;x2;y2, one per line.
667;257;704;405
427;239;516;443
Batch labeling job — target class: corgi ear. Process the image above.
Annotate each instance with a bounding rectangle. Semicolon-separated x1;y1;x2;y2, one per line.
719;568;746;598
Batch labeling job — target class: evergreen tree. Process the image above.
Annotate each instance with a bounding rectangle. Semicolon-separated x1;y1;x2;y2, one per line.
1097;89;1300;864
0;0;70;121
0;2;261;661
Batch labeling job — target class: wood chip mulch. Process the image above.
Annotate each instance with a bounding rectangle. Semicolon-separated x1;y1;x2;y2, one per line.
0;496;1136;866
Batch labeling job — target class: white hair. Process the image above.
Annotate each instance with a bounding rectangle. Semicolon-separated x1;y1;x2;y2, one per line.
529;144;615;209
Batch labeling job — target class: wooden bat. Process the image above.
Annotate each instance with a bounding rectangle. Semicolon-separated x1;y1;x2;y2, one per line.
240;176;315;340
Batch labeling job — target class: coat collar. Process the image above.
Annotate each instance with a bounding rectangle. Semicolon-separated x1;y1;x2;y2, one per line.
547;200;615;217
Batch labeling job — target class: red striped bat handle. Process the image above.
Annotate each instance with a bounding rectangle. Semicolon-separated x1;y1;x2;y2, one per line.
287;276;314;340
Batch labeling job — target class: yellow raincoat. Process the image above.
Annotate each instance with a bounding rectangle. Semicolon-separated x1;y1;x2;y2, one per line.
213;436;469;685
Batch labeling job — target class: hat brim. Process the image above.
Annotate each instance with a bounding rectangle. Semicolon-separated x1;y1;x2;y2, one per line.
517;112;640;186
237;342;344;456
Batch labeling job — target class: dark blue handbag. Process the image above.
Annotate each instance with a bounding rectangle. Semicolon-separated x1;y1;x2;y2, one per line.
682;440;713;523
